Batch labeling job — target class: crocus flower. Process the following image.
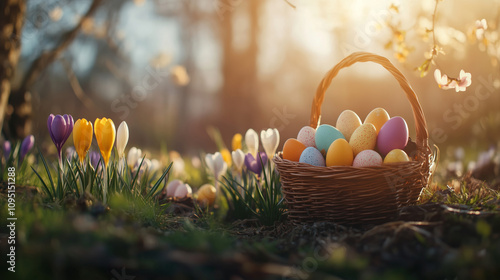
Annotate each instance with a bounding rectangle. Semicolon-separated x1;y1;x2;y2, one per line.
48;114;74;164
220;148;232;167
232;133;242;151
245;129;259;157
260;128;280;160
231;149;245;172
205;152;228;181
94;118;115;167
127;147;142;169
3;141;11;161
244;152;267;176
19;135;35;162
116;121;129;159
89;150;102;169
73;118;93;164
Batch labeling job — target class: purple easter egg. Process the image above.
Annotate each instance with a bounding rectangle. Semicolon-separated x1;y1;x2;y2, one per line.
377;116;409;156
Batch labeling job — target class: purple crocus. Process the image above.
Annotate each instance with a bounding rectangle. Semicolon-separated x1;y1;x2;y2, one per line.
19;135;35;162
244;152;268;176
47;114;74;164
89;150;102;169
3;141;11;161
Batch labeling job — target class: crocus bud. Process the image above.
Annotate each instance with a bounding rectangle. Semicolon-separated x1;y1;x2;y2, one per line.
127;147;142;169
245;129;259;157
205;152;227;181
48;114;74;160
232;133;242;151
260;128;280;160
3;141;11;161
244;152;267;175
94;118;116;167
73;118;93;163
20;135;35;162
231;149;245;172
116;121;129;159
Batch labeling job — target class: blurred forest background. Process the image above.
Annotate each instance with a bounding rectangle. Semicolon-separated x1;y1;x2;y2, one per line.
1;0;499;155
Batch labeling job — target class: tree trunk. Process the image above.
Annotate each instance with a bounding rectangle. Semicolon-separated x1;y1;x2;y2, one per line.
0;0;25;139
219;0;260;135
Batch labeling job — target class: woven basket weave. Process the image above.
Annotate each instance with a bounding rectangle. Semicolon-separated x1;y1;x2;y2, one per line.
273;52;433;226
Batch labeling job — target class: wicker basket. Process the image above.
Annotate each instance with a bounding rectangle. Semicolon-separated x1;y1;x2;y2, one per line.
273;52;433;226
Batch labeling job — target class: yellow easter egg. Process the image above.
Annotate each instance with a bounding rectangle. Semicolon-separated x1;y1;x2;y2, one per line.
349;123;377;156
197;184;216;206
364;108;390;134
326;139;353;167
383;149;410;163
336;110;362;142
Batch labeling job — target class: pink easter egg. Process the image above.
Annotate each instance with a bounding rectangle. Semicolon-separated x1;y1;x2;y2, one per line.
297;126;316;147
174;183;192;198
377;116;409;156
353;150;383;167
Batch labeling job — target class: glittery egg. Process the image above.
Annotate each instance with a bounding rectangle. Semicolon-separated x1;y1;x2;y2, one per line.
299;147;326;167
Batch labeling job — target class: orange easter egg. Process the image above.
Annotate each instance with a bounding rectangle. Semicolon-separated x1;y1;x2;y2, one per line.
282;138;306;162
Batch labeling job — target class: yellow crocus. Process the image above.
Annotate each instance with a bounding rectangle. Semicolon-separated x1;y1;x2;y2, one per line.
220;148;232;167
94;118;116;167
231;133;242;151
73;119;93;164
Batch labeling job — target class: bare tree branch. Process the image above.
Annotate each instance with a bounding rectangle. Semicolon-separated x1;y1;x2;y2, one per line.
60;57;94;109
20;0;103;92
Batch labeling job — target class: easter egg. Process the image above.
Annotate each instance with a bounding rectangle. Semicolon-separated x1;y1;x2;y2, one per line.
377;116;409;156
353;150;383;167
336;110;362;142
283;138;306;162
174;183;192;198
364;108;390;134
166;180;183;197
349;123;377;156
384;149;410;163
315;124;345;155
297;126;316;147
299;147;326;167
197;184;216;206
326;139;353;167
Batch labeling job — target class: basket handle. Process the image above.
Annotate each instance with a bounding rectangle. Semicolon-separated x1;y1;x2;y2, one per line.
310;52;429;155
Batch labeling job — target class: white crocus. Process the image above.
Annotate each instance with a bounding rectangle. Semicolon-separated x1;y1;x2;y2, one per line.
231;149;245;172
116;121;129;159
245;128;259;157
205;152;228;194
127;147;142;169
150;159;160;173
260;128;280;159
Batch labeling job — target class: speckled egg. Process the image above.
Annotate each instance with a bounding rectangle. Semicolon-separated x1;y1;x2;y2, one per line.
282;138;307;162
353;150;383;167
336;110;362;142
315;124;345;155
364;108;390;134
297;126;316;147
377;116;409;156
299;147;326;167
326;139;353;167
383;149;410;163
349;123;377;156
